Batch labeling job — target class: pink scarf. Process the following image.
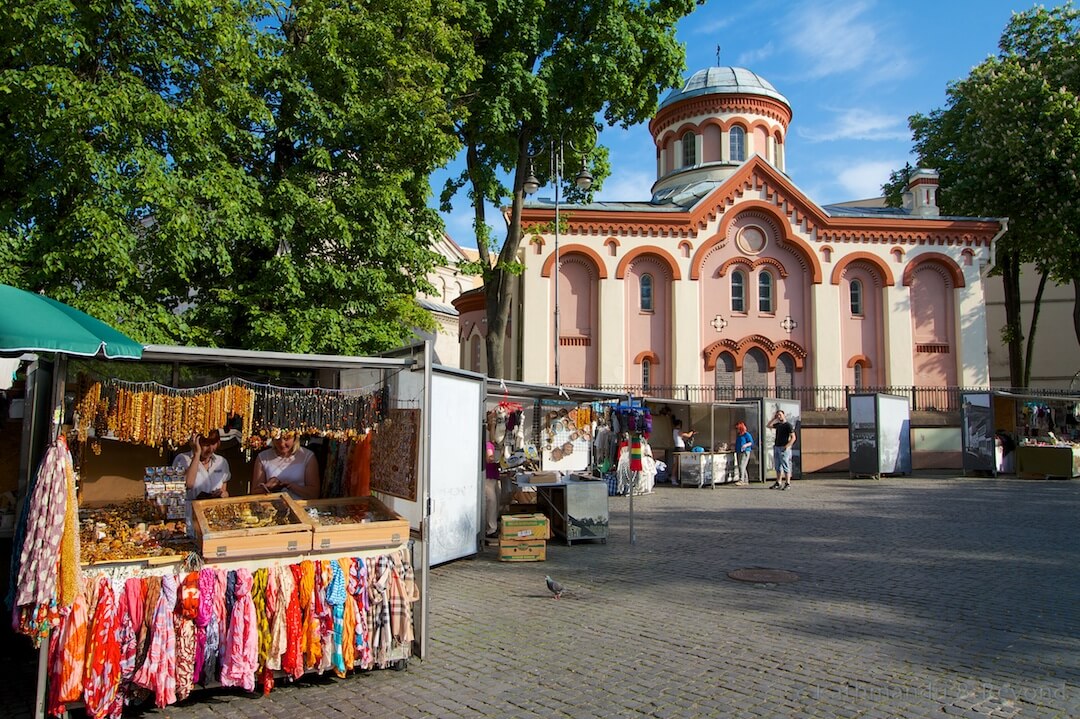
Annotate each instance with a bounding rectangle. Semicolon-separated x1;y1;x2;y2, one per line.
133;575;177;707
219;568;257;692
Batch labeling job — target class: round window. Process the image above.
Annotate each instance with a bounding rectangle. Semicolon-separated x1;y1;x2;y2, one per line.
736;226;767;255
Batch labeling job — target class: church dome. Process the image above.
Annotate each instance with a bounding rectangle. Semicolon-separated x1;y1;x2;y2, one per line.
659;66;789;110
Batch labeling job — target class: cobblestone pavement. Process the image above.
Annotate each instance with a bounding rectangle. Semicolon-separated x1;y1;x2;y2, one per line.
4;476;1079;718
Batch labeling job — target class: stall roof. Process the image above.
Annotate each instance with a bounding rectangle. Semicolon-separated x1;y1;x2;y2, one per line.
486;379;625;403
983;390;1080;403
140;344;416;370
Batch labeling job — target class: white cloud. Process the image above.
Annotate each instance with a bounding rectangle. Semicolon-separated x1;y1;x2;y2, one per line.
799;107;911;142
784;1;911;82
737;42;776;67
593;168;655;202
834;160;899;200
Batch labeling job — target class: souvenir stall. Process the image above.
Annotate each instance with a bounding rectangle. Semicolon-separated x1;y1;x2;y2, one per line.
642;399;759;487
8;341;479;719
847;393;912;479
483;380;621;545
737;397;802;482
961;390;1080;478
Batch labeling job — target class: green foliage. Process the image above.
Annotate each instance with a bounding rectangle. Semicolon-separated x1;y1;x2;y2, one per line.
0;0;478;356
904;3;1080;282
443;0;699;376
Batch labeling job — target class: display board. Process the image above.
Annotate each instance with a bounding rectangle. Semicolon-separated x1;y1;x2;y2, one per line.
848;394;878;476
428;370;483;566
742;397;801;480
961;392;995;474
877;394;912;475
539;401;592;472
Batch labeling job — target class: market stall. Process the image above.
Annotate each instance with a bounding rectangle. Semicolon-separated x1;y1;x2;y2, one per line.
847;393;912;479
961;390;1080;478
644;398;760;486
8;340;480;719
483;380;622;543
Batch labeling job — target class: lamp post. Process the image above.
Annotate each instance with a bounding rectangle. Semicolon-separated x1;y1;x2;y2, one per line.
523;140;593;386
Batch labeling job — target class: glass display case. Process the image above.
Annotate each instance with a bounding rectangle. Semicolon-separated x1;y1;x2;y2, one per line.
296;495;410;552
191;493;312;560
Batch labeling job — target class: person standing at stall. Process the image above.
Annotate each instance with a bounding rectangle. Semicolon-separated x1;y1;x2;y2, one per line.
172;430;230;530
484;430;501;545
254;430;321;500
734;421;753;485
767;409;796;490
672;419;695;450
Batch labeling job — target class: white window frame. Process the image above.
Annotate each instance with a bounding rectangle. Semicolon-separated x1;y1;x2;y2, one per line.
729;126;746;162
850;279;863;317
758;271;773;313
640;273;654;312
731;270;746;313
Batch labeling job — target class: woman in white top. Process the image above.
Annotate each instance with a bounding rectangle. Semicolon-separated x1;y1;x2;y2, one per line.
253;431;320;500
172;430;231;528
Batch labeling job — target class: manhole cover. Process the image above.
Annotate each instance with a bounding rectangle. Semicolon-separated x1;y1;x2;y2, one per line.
727;568;799;584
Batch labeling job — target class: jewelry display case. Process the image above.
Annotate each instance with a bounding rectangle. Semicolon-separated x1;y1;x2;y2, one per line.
296;495;409;553
191;493;312;560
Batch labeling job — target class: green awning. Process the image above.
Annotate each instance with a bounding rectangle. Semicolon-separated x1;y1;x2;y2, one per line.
0;284;143;359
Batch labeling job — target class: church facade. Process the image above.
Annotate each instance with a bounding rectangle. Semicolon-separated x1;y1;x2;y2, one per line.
456;67;1007;394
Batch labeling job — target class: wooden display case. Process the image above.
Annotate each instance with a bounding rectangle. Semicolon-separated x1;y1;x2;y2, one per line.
191;494;313;560
296;495;409;553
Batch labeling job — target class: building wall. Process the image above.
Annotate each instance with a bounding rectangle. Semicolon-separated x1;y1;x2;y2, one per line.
984;265;1080;388
511;162;990;394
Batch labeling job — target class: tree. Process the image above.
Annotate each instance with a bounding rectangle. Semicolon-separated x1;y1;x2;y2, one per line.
886;4;1080;387
1;0;478;355
442;0;700;379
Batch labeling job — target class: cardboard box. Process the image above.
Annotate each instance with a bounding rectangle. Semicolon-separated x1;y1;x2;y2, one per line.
528;472;560;484
510;489;537;505
499;513;550;541
498;539;546;562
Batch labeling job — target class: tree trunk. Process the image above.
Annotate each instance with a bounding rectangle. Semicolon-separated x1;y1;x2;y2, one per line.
1073;278;1080;351
1022;270;1048;387
998;251;1025;387
483;135;532;380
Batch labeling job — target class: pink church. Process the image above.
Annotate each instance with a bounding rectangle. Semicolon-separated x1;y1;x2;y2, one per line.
455;67;1006;396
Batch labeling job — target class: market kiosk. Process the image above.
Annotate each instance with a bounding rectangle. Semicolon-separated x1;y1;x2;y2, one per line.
644;398;760;486
961;390;1080;478
9;341;483;719
484;380;621;545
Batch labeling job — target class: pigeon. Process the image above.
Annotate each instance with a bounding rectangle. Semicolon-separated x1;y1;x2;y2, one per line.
545;575;565;599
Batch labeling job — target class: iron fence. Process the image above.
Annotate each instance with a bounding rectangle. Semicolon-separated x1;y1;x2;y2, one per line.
566;384;1080;413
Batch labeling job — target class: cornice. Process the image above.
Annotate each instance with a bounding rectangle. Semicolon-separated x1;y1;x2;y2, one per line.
649;94;792;136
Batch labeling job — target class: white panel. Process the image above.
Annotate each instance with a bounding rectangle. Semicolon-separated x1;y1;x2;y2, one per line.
428;371;483;565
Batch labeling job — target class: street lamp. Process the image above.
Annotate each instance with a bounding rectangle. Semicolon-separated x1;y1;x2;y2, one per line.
523;140;593;386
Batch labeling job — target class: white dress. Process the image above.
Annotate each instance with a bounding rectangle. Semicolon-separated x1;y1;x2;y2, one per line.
256;446;316;499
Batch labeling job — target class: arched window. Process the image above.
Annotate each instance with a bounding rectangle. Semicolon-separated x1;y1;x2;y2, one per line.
850;279;863;316
731;270;746;313
642;359;652;390
744;348;768;391
715;353;735;400
640;273;654;311
758;271;773;313
729;126;746;162
776;354;795;398
853;362;864;390
681;131;697;167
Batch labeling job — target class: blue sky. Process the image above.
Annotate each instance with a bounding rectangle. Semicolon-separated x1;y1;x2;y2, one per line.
434;0;1033;249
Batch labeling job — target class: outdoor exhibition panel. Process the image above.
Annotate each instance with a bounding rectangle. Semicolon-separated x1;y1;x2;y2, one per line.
961;390;1080;477
847;393;912;478
737;397;801;481
8;341;474;719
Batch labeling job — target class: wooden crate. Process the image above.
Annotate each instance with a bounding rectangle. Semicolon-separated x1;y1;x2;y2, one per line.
191;494;313;560
295;496;409;553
